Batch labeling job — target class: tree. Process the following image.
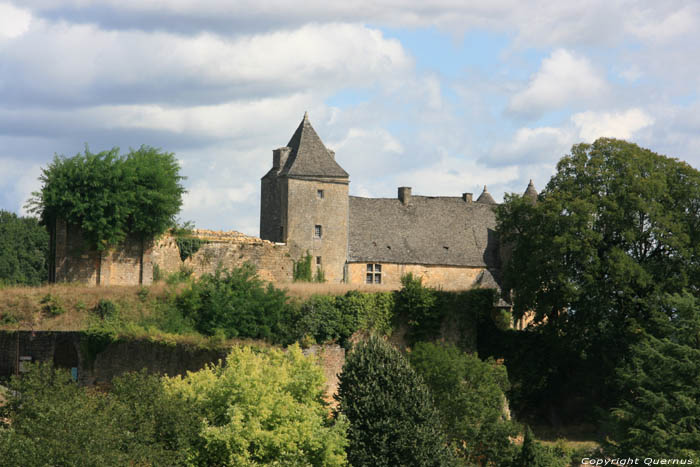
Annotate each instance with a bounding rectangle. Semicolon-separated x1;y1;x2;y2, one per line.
0;364;199;466
335;335;455;467
408;342;518;465
0;210;48;285
604;293;700;460
28;145;185;250
164;344;348;466
497;138;700;406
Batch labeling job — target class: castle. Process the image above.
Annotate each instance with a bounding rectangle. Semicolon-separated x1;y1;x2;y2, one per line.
51;113;538;291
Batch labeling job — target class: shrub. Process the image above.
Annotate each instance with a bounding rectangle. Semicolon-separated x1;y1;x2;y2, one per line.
176;264;289;340
40;293;65;316
335;335;455;467
92;299;117;320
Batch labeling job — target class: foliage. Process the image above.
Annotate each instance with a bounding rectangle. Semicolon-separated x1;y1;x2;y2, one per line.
293;251;313;282
176;264;290;340
513;426;570;467
164;344;348;466
496;138;700;408
176;236;209;262
153;263;163;282
0;210;48;286
0;364;199;466
396;273;437;330
287;291;395;346
604;293;700;460
28;145;185;250
314;266;326;283
40;293;65;316
92;298;118;320
335;335;456;467
409;342;519;465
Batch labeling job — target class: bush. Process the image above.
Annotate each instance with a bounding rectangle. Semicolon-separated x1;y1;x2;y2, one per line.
335;335;455;466
176;264;290;340
40;293;65;316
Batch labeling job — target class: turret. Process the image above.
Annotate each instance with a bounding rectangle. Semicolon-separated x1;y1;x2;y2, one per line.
476;185;497;205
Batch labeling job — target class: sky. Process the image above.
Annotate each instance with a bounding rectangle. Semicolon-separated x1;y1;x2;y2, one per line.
1;1;699;235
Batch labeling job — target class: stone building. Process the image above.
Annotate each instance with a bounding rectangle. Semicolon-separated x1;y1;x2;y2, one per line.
260;113;538;289
51;112;536;290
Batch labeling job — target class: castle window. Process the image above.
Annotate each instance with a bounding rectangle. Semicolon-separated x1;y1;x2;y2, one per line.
366;264;382;284
317;189;324;199
314;225;322;238
316;256;321;266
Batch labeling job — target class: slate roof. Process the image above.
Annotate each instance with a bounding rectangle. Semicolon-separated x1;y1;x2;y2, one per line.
280;113;349;179
523;179;538;201
476;186;497;204
348;195;500;268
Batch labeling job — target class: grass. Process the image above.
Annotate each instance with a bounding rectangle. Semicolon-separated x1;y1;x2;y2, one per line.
532;423;600;453
283;282;395;298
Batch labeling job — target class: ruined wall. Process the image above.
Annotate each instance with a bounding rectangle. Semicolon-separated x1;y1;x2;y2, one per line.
0;331;344;402
153;230;293;283
347;262;486;290
52;219;152;286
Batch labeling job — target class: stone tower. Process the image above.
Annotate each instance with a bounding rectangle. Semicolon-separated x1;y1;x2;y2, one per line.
260;112;349;282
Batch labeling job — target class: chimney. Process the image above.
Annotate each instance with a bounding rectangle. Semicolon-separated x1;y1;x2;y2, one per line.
327;149;335;160
273;147;291;169
398;186;412;205
462;193;473;203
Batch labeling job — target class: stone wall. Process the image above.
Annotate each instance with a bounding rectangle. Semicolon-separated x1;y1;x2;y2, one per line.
153;230;293;283
0;331;344;402
347;262;485;290
284;177;349;283
52;219;152;286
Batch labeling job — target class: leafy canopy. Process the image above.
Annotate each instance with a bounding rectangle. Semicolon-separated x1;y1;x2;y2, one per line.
497;138;700;379
0;210;48;286
28;145;185;250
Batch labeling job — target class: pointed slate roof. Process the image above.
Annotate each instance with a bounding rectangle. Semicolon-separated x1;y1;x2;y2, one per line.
523;179;538;202
476;186;497;204
280;112;348;179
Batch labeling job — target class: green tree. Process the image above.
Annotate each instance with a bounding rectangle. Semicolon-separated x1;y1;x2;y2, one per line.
497;138;700;407
28;145;185;250
164;344;348;466
409;342;518;465
0;210;48;285
335;335;455;467
513;426;568;467
0;364;198;466
604;293;700;460
176;264;290;340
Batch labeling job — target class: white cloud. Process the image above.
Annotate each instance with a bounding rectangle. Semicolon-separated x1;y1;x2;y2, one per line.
508;49;608;118
1;21;411;106
572;108;654;141
490;126;573;166
0;3;31;39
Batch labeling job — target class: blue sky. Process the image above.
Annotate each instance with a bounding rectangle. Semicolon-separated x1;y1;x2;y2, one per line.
1;1;699;235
